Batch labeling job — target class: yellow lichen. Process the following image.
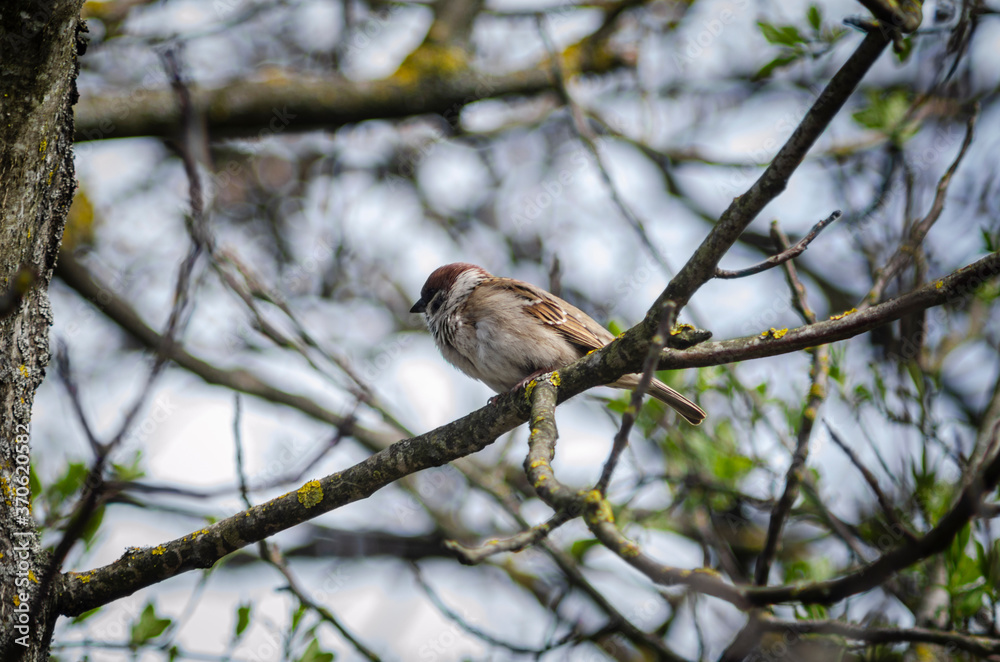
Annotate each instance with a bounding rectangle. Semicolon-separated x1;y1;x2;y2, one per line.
392;43;467;85
297;480;323;508
620;542;640;558
691;567;723;578
549;371;561;387
18;365;29;378
151;545;166;556
759;328;788;340
935;280;944;289
829;308;857;321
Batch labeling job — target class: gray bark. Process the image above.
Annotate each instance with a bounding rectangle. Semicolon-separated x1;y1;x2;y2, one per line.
0;2;85;659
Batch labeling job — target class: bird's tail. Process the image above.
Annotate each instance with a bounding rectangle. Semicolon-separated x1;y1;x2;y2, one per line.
614;374;706;425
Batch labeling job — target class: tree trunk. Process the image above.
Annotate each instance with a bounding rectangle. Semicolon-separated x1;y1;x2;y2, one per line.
1;2;85;659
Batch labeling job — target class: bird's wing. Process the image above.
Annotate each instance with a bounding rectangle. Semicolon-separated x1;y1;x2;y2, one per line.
495;279;610;352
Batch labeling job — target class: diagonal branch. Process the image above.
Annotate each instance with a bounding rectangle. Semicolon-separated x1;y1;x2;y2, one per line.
55;251;999;616
653;29;891;314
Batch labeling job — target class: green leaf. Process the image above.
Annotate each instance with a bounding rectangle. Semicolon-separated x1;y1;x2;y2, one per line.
954;587;985;618
606;398;628;414
570;539;600;562
80;504;105;549
234;603;251;638
290;602;308;634
71;606;102;624
50;462;89;501
852;90;916;143
807;5;822;31
893;36;914;62
110;451;145;482
982;227;998;253
607;320;625;336
712;453;753;481
753;54;801;81
29;464;42;500
130;603;171;647
298;639;335;662
757;21;805;47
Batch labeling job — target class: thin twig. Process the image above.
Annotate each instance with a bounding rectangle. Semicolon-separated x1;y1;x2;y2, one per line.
759;617;1000;657
595;302;676;496
54;342;103;456
752;222;830;586
535;14;675;278
445;510;573;564
233;395;252;510
864;107;978;307
262;543;383;661
824;422;916;540
34;49;210;627
410;562;574;656
715;210;842;279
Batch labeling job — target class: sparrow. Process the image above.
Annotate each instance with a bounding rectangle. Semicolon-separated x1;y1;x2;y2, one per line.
410;263;706;425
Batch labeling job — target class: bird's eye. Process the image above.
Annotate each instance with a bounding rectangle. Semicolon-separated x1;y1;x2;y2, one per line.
428;293;442;315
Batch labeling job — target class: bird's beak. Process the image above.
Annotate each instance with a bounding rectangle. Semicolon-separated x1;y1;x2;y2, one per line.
410;298;427;314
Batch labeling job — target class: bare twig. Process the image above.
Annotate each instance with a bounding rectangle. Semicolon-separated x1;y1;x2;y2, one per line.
35;47;210;628
824;423;916;540
445;510;573;564
715;211;842;279
410;562;573;656
261;543;383;661
233;395;252;510
595;302;676;495
535;14;675;278
753;222;830;586
759;617;1000;657
864;108;978;307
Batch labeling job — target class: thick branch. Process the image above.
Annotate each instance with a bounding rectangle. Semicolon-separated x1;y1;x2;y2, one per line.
57;395;533;615
855;0;923;32
74;59;624;142
56;251;999;615
651;251;1000;371
760;618;999;657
